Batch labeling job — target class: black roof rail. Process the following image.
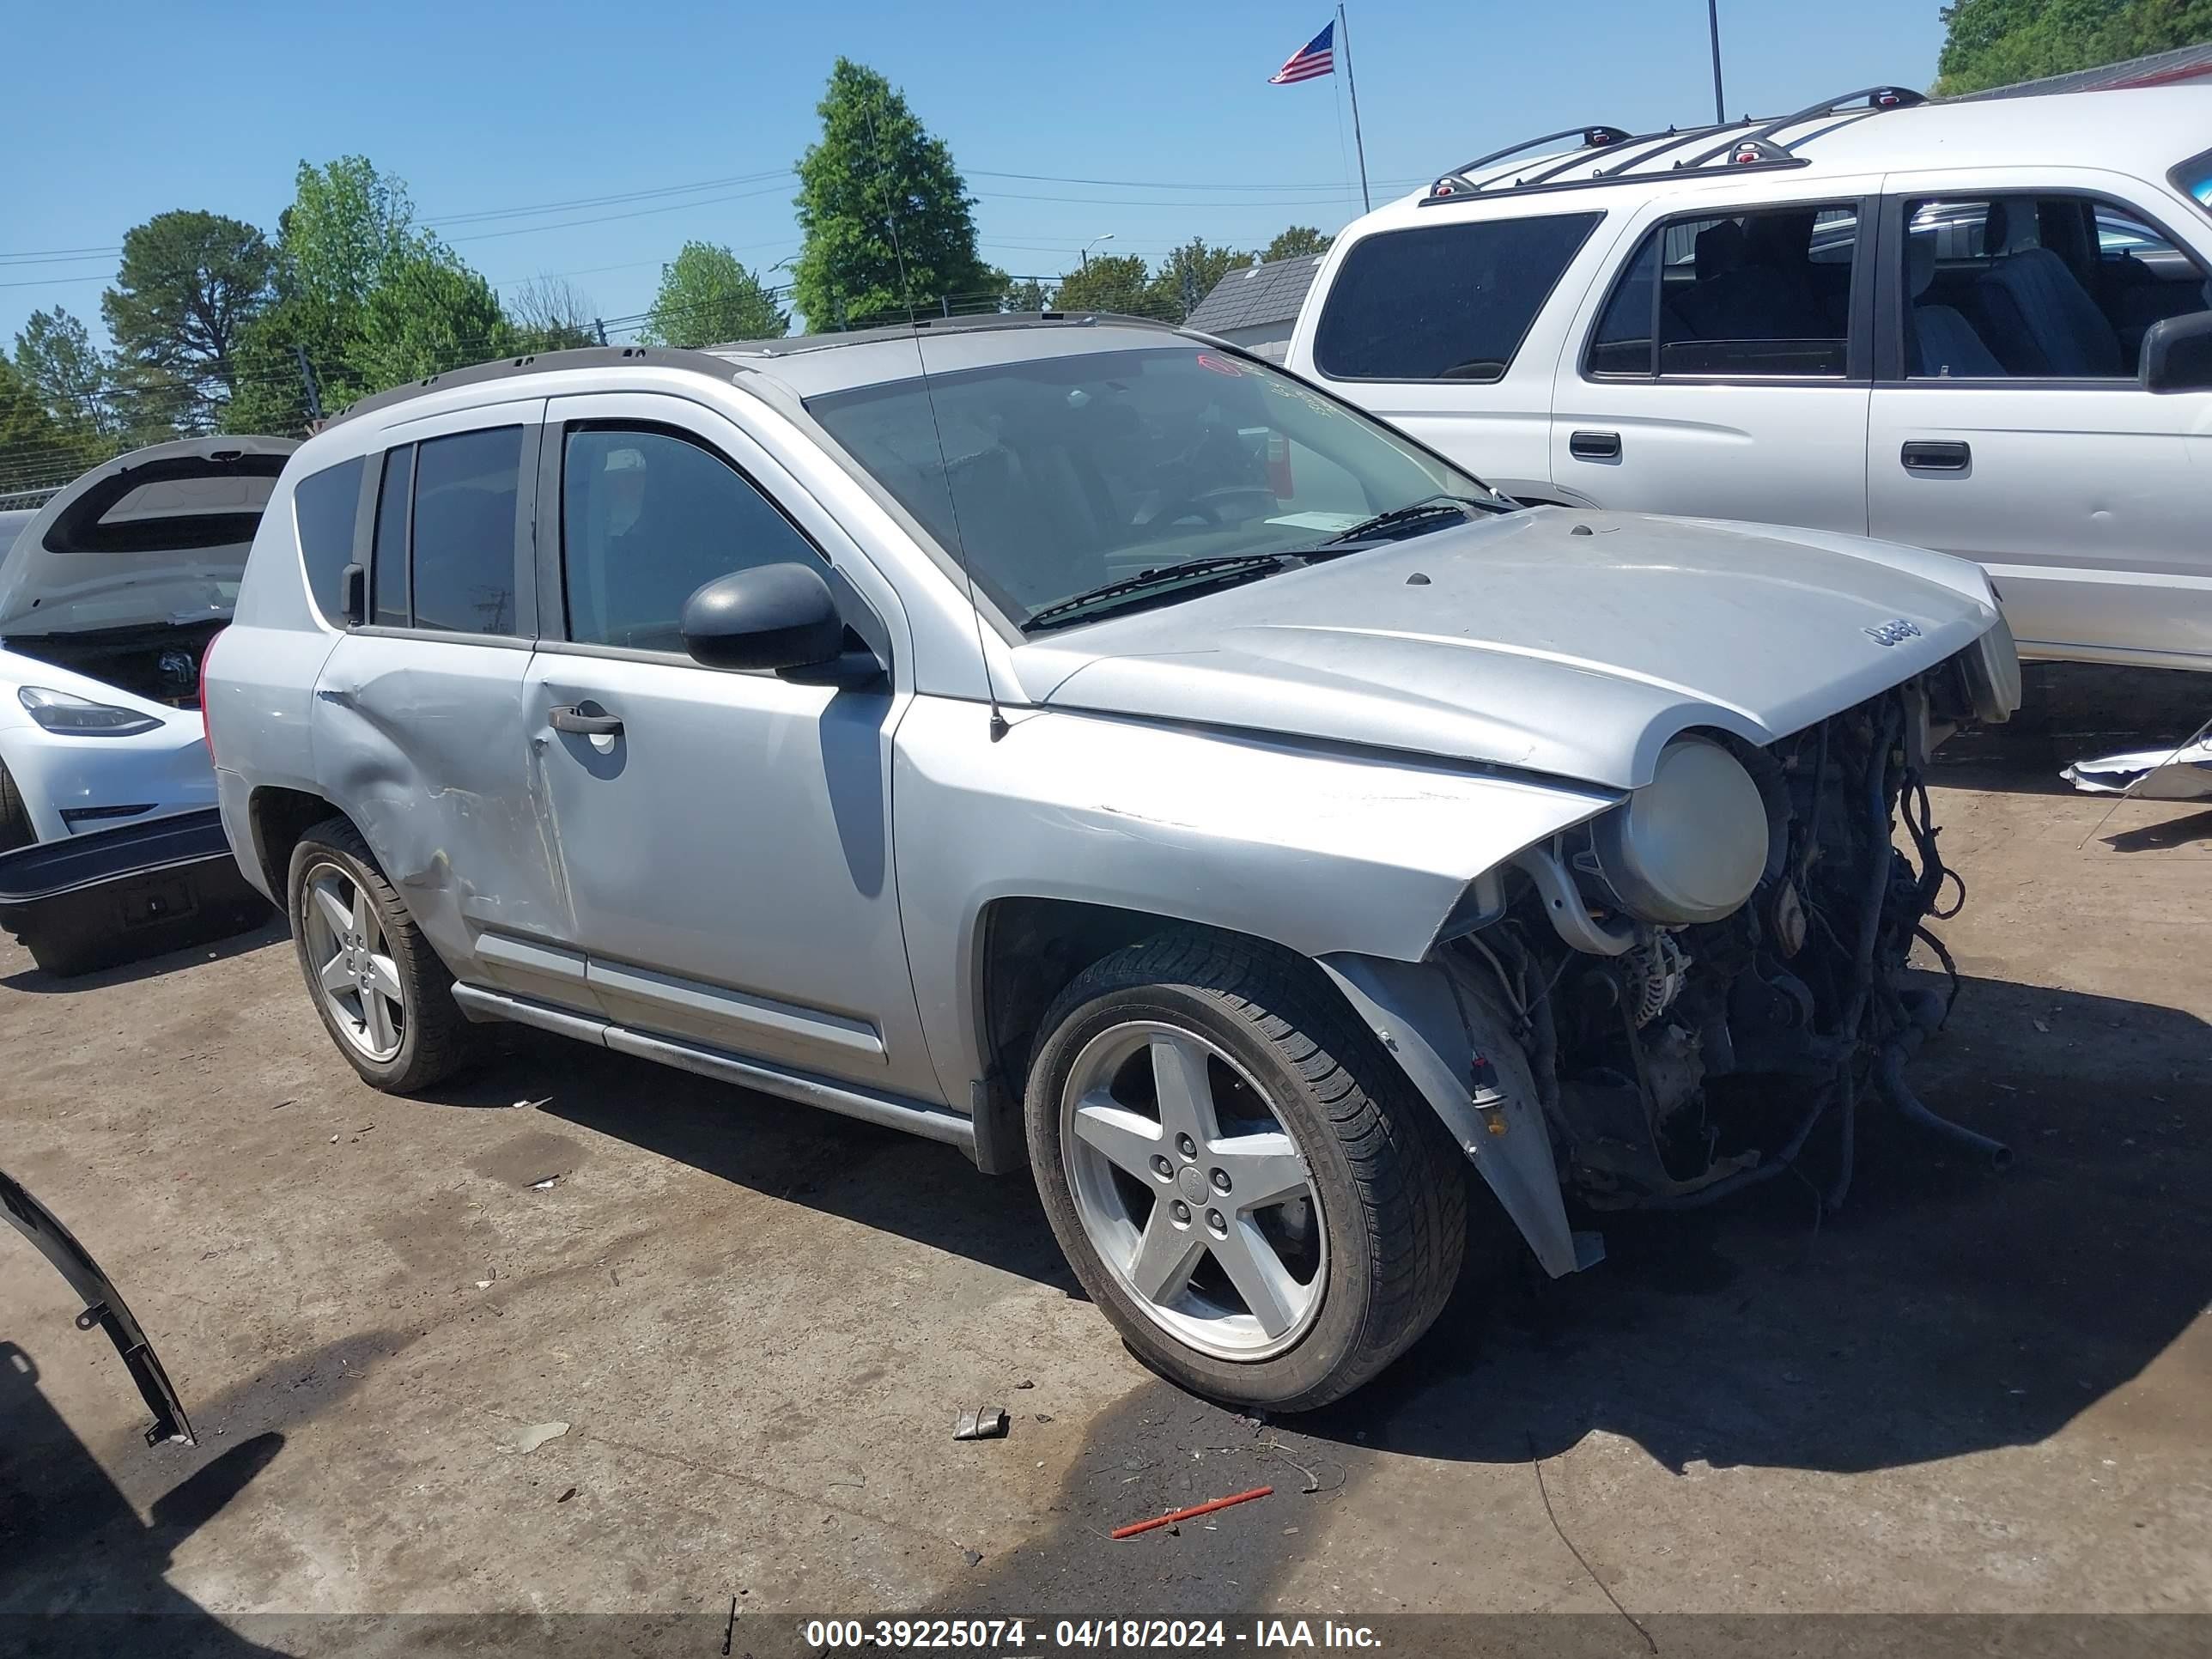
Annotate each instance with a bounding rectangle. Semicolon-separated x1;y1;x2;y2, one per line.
1428;124;1632;198
1673;84;1925;169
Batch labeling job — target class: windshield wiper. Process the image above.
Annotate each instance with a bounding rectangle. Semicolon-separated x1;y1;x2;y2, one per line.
1324;493;1503;545
1024;554;1296;632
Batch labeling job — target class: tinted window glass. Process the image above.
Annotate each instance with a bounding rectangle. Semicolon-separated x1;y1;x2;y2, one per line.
1589;233;1658;374
561;428;821;651
1314;213;1602;380
1901;194;2209;381
410;427;521;635
293;456;364;626
372;447;411;629
1594;204;1855;378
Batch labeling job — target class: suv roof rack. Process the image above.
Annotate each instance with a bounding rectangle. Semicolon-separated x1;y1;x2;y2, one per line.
1419;84;1925;209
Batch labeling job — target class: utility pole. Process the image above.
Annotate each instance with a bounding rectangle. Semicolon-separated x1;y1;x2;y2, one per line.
594;318;609;347
1707;0;1727;125
293;345;323;425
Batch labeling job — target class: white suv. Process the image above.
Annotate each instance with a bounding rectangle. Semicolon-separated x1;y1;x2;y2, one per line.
1288;84;2212;671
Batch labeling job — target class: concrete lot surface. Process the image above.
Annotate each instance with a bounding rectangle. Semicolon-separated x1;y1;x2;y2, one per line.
2;666;2207;1656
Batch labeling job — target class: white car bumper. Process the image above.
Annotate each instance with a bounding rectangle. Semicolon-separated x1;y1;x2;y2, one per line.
0;719;218;843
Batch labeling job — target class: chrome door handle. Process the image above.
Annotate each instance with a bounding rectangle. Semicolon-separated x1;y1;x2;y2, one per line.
549;703;623;737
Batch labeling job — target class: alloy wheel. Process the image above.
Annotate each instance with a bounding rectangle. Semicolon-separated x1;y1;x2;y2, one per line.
1060;1020;1326;1362
300;861;406;1064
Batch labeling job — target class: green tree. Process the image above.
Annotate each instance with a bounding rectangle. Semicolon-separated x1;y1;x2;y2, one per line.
640;243;789;346
793;58;993;328
1051;253;1152;315
1146;239;1249;323
1000;276;1052;313
226;156;518;432
100;210;274;433
356;248;514;389
1261;227;1333;263
13;308;112;436
1934;0;2212;94
0;358;104;493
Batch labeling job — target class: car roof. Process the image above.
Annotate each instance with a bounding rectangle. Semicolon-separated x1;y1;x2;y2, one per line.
327;313;1206;425
1341;85;2212;238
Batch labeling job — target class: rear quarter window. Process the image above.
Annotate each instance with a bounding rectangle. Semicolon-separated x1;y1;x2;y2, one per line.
2176;145;2212;219
1312;211;1603;381
291;457;365;628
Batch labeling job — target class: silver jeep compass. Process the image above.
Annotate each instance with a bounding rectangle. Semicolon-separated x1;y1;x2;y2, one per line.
207;316;2020;1408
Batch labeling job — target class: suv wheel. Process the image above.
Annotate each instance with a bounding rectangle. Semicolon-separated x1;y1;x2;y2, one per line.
288;817;475;1092
1025;931;1466;1410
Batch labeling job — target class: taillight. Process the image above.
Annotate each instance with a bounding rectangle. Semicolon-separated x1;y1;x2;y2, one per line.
199;627;227;763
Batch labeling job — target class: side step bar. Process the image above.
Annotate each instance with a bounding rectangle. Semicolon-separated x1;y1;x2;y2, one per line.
450;983;978;1157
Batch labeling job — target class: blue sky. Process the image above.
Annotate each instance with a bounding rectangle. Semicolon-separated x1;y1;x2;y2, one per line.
6;0;1947;348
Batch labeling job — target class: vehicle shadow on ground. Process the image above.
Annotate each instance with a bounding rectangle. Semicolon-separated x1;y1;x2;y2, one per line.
0;915;286;995
440;1030;1086;1295
1292;969;2208;1475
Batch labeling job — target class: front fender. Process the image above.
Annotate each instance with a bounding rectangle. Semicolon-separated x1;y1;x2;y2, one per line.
1319;951;1587;1279
891;698;1618;1104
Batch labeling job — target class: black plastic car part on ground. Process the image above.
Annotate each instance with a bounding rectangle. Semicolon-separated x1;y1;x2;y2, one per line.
0;807;270;978
2;1167;194;1447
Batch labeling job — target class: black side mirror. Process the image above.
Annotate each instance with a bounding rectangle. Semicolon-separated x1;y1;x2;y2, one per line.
2142;309;2212;393
339;562;367;626
681;562;884;689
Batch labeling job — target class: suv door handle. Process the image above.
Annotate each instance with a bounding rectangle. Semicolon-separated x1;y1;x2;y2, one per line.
1901;440;1971;471
1569;429;1622;460
549;703;623;737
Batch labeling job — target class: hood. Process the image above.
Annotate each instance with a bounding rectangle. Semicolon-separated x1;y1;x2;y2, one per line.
1012;508;2001;790
0;436;297;639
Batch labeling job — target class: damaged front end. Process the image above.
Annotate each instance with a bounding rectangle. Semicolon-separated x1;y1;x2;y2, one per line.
1449;658;2005;1229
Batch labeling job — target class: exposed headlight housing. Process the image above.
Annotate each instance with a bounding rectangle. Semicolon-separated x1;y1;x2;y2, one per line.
1591;735;1769;926
17;686;163;738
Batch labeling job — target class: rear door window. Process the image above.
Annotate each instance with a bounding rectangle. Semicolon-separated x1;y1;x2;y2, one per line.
371;447;411;629
1313;212;1602;381
409;427;523;635
1589;202;1859;378
292;456;364;628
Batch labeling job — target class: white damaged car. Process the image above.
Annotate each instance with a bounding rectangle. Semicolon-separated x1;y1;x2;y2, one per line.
0;437;295;850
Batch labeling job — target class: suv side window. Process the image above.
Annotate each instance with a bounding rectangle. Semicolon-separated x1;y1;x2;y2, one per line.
409;427;523;635
1897;193;2212;380
292;455;364;628
1590;203;1858;378
1312;212;1603;381
371;447;412;629
559;425;823;652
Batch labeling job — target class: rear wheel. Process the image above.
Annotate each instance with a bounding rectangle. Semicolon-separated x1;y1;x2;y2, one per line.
287;817;476;1091
1025;931;1466;1410
0;762;33;854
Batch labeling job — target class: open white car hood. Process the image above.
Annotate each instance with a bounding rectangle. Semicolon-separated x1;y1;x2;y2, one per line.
0;436;296;639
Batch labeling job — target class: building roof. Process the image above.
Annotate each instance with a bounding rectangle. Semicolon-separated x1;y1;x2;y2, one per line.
1948;42;2212;101
1185;254;1327;336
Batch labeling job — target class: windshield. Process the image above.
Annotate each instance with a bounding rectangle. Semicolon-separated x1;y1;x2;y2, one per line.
806;344;1502;629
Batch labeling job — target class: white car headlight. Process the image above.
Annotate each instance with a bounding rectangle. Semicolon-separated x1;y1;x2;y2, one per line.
1591;735;1770;926
17;685;163;738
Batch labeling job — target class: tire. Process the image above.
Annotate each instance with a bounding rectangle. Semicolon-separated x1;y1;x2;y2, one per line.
0;761;33;854
1025;930;1466;1411
287;816;477;1092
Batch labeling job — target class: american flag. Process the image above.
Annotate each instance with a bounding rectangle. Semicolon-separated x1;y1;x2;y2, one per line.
1268;21;1334;85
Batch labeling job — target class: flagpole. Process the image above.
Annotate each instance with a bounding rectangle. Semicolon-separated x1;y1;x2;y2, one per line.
1337;4;1372;214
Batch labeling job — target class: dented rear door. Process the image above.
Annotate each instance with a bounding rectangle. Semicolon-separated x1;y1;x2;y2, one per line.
313;401;575;991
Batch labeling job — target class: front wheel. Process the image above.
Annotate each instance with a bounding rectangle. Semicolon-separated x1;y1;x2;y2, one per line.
1025;931;1466;1410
